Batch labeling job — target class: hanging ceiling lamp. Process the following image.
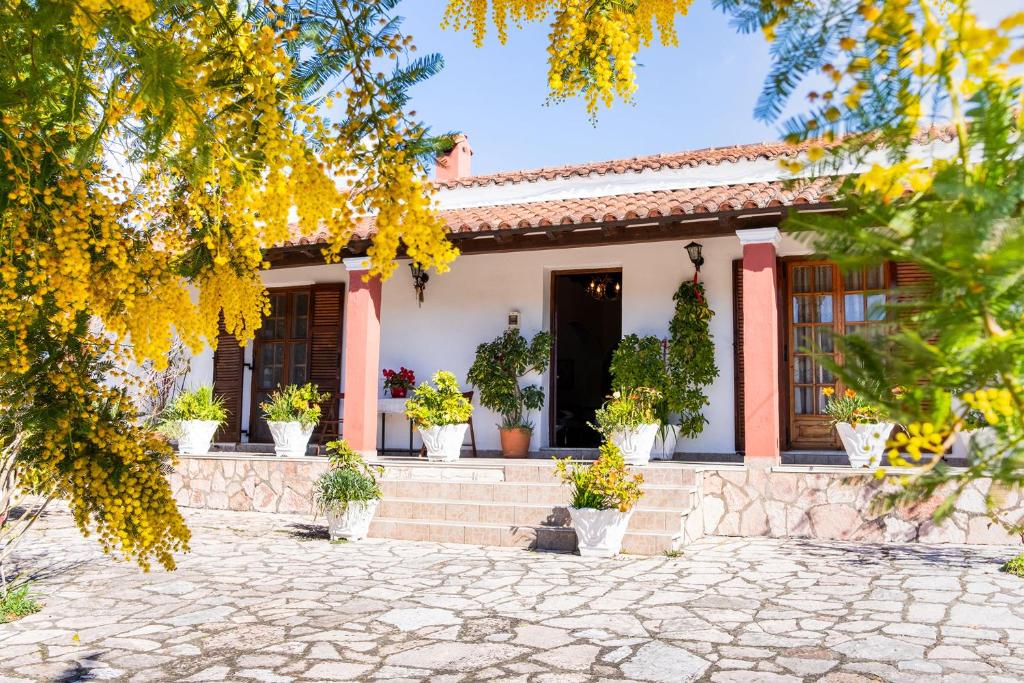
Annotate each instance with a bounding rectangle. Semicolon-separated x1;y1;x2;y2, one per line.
586;274;620;302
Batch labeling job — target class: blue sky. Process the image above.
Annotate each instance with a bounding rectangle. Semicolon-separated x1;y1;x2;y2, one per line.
399;4;780;175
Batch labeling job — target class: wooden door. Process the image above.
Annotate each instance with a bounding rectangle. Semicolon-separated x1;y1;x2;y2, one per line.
250;289;313;442
785;261;889;449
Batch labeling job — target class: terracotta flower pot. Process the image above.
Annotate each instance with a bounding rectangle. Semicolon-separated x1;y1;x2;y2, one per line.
499;427;532;458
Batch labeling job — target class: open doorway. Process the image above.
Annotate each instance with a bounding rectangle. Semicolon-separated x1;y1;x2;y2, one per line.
550;270;622;447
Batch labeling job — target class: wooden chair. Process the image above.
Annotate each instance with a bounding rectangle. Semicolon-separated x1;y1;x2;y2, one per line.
315;392;344;455
417;390;478;458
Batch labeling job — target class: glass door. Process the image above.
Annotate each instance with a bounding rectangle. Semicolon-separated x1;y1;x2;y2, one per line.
250;290;311;442
786;262;888;449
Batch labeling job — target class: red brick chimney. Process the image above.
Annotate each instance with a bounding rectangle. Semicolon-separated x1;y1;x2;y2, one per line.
434;134;472;181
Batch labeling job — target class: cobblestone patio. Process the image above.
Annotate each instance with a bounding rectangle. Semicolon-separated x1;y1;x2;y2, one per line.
2;507;1023;682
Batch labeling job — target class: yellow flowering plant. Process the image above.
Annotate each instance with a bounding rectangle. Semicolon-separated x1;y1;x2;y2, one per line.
553;442;644;512
0;0;453;575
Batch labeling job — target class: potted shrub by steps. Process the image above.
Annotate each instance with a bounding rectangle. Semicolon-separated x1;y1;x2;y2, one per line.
609;334;676;460
313;440;383;541
952;407;997;461
554;443;645;557
592;388;662;466
405;371;473;462
823;387;896;468
160;386;227;456
260;383;329;457
467;329;552;458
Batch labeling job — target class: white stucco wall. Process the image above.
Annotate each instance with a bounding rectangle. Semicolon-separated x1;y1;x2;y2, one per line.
184;233;813;453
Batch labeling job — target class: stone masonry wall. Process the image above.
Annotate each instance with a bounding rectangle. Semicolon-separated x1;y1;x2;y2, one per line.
169;455;328;515
698;467;1024;545
170;455;1024;546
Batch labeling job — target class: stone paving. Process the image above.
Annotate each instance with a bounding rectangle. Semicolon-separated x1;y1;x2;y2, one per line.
2;507;1024;682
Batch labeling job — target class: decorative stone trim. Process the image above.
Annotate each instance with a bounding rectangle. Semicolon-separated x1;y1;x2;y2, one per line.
735;226;782;246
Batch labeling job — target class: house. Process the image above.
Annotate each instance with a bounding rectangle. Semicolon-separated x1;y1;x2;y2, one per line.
173;131;1020;551
188;133;935;463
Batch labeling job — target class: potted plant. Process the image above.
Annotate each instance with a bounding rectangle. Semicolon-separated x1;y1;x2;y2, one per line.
554;443;644;557
592;387;662;466
405;371;473;462
313;440;383;541
467;329;552;458
260;383;329;457
667;280;719;449
160;386;227;456
609;335;675;459
823;387;895;468
382;367;416;398
952;403;996;462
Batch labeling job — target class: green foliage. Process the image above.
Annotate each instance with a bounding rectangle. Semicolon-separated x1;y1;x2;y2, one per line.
467;329;551;430
592;388;661;437
553;443;644;512
405;371;473;427
609;335;670;424
161;386;227;425
313;439;382;515
668;281;719;438
260;384;328;427
782;84;1024;530
1002;553;1024;578
313;468;381;515
1;583;41;623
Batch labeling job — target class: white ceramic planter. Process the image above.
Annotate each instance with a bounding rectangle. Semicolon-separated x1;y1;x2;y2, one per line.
419;423;468;462
836;421;895;468
325;500;379;541
569;507;634;557
650;425;679;461
952;427;996;461
268;421;315;457
176;420;220;456
610;423;659;466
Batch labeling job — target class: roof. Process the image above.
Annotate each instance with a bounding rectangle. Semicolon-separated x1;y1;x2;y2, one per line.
433;140;815;190
279;176;837;247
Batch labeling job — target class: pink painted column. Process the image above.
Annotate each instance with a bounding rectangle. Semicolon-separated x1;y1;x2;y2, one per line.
737;228;782;463
341;257;382;459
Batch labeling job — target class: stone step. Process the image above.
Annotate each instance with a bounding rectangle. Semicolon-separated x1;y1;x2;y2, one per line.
378;480;697;510
376;459;696;487
367;517;685;555
377;498;695;533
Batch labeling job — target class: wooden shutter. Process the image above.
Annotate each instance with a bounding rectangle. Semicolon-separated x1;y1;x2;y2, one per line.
732;259;745;453
893;262;932;299
309;283;345;404
212;319;244;443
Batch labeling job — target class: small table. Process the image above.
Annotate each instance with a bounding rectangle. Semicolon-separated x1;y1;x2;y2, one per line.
378;397;416;457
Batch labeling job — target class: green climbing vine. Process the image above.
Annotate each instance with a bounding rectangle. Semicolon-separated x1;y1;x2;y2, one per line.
668;281;719;438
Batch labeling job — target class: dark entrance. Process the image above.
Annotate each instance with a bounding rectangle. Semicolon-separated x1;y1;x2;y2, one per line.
550;270;622;447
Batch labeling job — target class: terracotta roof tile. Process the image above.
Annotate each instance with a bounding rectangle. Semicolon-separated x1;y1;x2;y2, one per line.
278;177;837;248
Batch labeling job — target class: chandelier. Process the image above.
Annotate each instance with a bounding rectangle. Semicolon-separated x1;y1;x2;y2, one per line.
586;274;620;301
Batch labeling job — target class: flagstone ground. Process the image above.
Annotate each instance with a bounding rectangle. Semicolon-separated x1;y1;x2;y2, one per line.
2;506;1023;682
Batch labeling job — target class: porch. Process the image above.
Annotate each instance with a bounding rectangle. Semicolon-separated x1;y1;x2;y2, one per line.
168;449;1020;554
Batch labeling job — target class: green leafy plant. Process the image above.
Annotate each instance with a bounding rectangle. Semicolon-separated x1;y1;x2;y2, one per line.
313;440;383;516
822;388;886;426
592;388;661;437
610;335;670;426
161;386;227;424
313;468;382;516
260;384;328;427
1002;553;1024;578
1;583;41;623
405;371;472;427
553;443;644;512
467;329;552;430
667;281;719;438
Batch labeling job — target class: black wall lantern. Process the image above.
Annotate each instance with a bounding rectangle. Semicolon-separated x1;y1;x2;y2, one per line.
685;241;704;272
410;262;429;306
